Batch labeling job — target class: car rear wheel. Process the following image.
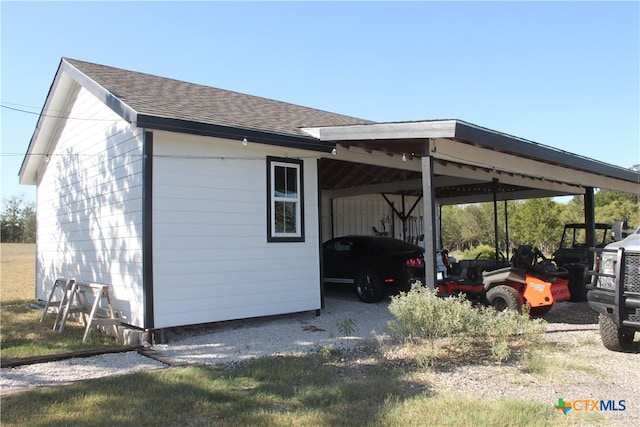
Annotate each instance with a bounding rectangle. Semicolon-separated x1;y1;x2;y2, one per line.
486;285;523;312
355;270;383;303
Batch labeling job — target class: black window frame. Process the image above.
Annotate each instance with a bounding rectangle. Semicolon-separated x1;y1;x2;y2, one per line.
267;156;305;242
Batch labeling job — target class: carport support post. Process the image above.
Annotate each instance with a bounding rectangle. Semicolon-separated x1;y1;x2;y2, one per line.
421;155;437;288
492;178;500;259
584;187;596;265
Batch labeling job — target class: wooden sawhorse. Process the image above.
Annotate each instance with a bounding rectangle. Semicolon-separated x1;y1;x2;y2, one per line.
40;278;76;331
55;281;121;343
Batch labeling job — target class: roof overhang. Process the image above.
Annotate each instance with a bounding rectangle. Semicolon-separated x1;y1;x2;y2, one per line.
137;115;334;154
306;120;640;199
18;59;137;185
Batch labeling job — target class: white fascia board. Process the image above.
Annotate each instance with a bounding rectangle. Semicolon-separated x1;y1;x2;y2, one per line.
19;59;139;185
438;188;576;206
302;120;457;141
18;72;76;185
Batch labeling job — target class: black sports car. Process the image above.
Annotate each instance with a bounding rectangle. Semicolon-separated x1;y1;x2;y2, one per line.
322;235;426;302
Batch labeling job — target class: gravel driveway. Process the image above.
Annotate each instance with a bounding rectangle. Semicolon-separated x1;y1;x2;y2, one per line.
2;291;638;425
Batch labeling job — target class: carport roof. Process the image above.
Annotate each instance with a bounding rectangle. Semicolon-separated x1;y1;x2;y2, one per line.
307;120;639;201
304;120;639;185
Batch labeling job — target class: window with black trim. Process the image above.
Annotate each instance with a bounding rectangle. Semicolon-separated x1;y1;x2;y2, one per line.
267;156;304;242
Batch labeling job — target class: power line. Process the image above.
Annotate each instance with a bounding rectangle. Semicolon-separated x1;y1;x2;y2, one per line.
1;104;121;122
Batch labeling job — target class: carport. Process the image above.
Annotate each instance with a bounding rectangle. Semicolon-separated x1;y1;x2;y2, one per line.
305;119;640;284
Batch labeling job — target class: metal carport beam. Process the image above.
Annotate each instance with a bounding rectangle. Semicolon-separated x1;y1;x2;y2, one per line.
438;188;577;205
430;138;637;194
432;159;585;195
325;179;424;199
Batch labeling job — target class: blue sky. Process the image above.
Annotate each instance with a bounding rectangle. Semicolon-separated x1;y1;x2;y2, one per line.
2;1;639;203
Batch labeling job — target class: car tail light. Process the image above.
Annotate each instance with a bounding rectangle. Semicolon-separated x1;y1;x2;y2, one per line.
405;257;424;268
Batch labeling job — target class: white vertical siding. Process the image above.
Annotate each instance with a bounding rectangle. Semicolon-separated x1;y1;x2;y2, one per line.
321;194;425;245
36;85;145;327
151;132;322;328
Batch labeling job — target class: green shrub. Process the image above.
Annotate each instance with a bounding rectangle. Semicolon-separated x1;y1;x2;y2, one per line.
463;244;501;260
387;285;471;344
387;285;546;363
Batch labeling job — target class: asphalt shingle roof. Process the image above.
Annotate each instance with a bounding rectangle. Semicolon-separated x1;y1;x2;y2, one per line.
64;58;374;138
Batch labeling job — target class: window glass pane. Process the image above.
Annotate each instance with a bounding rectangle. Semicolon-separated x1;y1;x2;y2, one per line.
275;201;297;233
286;167;297;198
274;165;298;198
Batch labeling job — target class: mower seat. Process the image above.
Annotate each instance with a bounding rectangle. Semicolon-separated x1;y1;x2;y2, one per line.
513;245;535;269
482;267;527;287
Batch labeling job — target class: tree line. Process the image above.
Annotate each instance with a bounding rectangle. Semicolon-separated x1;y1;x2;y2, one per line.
1;194;36;243
440;189;639;255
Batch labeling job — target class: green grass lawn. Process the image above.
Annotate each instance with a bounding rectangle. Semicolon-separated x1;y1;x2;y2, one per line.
2;352;590;427
1;243;123;361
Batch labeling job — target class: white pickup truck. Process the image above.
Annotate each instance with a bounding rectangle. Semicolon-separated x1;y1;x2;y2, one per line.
588;221;640;351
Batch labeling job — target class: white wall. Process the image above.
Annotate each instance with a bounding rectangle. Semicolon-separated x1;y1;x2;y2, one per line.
151;132;322;328
36;85;145;327
321;194;426;245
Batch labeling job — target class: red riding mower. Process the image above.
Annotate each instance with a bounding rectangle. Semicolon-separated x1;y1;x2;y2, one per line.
437;245;571;316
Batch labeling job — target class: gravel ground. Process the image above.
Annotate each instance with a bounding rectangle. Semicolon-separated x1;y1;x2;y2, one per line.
2;290;639;425
0;291;393;394
0;351;167;393
420;302;640;427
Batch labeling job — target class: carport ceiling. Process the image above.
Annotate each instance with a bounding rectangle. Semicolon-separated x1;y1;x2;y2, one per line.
319;158;537;202
319;159;421;193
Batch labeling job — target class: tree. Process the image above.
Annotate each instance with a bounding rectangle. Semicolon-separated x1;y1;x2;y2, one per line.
595;188;638;207
557;196;585;225
440;204;465;250
509;198;563;253
1;194;36;243
596;199;640;226
440;185;639;259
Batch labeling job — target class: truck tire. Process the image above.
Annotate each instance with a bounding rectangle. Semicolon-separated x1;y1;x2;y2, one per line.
598;314;635;352
486;285;523;312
